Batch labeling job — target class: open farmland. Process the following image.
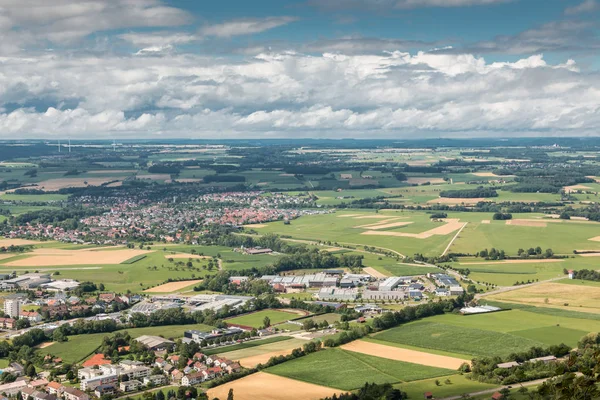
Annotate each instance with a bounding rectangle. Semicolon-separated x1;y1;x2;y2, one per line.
340;340;468;369
488;281;600;314
2;247;153;267
370;320;546;357
218;337;306;366
143;280;202;293
225;309;304;328
448;214;600;255
400;374;499;400
206;372;343;400
267;348;454;391
45;324;212;364
252;211;457;256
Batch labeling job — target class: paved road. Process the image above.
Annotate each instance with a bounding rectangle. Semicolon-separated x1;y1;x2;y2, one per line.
439;377;551;400
475;275;566;300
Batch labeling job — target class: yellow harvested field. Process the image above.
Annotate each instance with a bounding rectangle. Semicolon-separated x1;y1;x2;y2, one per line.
0;239;42;246
427;197;486;205
4;248;152;267
323;247;343;252
136;174;171;181
578;253;600;257
27;178;120;191
353;215;394;219
342;340;468;369
357;221;413;230
506;219;547;227
565;184;593;193
489;282;600;313
406;177;446;184
37;342;55;349
481;220;491;224
460;259;563;265
361;219;464;239
589;236;600;242
363;267;388;278
238;349;296;368
336;214;362;218
471;172;498;177
207;372;342;400
243;224;268;228
144;280;202;293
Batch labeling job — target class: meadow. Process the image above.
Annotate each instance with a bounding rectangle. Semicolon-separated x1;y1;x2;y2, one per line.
487;281;600;314
0;244;278;293
370;320;545;358
225;309;302;328
447;214;600;255
267;348;454;391
37;324;213;364
252;210;458;256
205;336;300;357
398;374;499;400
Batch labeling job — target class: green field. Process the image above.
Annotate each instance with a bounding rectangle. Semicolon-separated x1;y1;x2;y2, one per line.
371;320;545;358
448;215;600;255
251;210;456;256
217;338;308;360
43;324;212;364
0;245;278;293
0;193;69;202
267;348;454;390
398;374;498;400
225;310;301;328
203;336;294;356
370;309;600;353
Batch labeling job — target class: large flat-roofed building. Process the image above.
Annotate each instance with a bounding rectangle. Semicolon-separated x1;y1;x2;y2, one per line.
363;290;407;300
379;276;413;291
184;327;245;343
134;335;175;351
317;288;358;301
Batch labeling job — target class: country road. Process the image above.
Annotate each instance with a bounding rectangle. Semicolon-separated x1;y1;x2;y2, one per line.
442;222;467;256
439;377;551;400
475;275;566;300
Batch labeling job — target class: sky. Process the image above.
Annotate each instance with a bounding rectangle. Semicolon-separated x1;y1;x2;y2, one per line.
0;0;599;139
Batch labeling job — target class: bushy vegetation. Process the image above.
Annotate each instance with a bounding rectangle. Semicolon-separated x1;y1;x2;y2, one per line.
440;187;498;198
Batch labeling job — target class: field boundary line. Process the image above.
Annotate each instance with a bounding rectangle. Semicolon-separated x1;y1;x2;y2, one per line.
340;348;404;384
442;222;467;256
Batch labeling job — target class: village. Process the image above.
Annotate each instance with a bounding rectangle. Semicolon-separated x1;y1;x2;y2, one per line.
2;191;329;244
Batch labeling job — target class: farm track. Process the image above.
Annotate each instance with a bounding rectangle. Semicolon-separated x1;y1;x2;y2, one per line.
442;222;467;256
475;276;566;299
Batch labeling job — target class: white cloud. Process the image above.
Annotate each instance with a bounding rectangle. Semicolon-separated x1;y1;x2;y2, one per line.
565;0;598;15
200;16;298;38
0;49;598;138
308;0;512;10
119;32;200;48
0;0;192;43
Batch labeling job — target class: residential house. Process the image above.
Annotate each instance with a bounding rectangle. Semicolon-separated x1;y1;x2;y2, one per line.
0;317;16;329
119;380;142;392
181;372;203;386
20;311;42;323
62;387;90;400
46;382;64;396
143;375;167;386
94;384;116;398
